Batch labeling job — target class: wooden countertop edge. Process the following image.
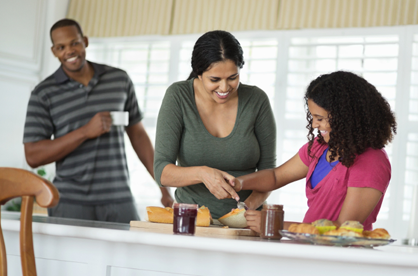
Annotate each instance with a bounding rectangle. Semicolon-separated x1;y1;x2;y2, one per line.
130;220;260;236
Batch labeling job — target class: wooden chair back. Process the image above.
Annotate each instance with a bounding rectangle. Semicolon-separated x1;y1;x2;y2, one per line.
0;167;59;276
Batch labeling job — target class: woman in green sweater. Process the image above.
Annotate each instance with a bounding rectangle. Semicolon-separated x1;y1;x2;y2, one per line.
154;30;276;219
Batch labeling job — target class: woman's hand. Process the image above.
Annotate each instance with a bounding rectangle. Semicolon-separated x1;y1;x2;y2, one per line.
245;210;262;233
160;187;174;208
200;166;240;201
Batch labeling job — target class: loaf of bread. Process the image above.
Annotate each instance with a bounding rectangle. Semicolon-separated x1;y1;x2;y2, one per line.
288;223;320;235
146;206;174;224
146;206;212;227
146;206;173;224
363;228;391;239
323;228;363;237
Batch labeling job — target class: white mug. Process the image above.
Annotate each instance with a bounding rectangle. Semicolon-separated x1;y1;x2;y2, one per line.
110;111;129;126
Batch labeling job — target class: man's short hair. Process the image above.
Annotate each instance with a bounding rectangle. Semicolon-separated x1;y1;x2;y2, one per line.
50;18;84;43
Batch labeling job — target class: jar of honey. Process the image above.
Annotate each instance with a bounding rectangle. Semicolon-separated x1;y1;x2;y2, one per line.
260;204;284;240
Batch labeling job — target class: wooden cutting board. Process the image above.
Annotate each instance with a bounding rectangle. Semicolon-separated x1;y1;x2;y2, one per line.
130;220;259;237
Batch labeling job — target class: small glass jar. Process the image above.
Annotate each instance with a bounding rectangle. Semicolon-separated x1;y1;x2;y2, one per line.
173;203;198;235
260;204;284;240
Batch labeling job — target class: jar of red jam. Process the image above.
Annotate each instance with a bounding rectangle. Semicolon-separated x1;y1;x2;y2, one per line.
260;204;284;240
173;203;198;235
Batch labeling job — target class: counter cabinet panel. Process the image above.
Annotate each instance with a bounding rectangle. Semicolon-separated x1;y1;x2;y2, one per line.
2;212;418;276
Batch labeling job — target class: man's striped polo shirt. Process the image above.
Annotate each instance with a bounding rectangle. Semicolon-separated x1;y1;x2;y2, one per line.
23;62;142;205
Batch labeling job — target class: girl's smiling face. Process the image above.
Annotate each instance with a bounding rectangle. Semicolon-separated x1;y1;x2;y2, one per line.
308;99;332;143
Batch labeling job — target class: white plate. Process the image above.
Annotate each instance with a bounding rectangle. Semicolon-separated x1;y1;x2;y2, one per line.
280;230;396;247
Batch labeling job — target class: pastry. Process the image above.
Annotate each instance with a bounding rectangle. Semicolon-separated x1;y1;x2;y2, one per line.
288;223;320;235
323;228;363;237
311;219;336;234
218;208;247;228
339;220;364;233
363;228;391;239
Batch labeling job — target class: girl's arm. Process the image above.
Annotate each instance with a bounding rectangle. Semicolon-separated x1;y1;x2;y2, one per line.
234;153;309;192
334;150;390;227
242;90;276;209
334;187;383;227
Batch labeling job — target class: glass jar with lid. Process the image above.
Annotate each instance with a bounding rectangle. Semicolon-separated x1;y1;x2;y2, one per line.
260;204;284;239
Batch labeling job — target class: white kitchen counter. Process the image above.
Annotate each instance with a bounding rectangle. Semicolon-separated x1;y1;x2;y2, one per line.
2;211;418;276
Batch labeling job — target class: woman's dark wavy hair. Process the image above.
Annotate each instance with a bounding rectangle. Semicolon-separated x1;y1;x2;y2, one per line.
304;71;397;167
187;30;244;80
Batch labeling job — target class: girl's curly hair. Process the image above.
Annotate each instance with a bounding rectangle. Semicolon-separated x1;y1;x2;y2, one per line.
304;71;397;167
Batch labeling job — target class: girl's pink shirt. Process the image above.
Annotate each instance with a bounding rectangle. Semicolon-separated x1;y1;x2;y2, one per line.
298;139;391;230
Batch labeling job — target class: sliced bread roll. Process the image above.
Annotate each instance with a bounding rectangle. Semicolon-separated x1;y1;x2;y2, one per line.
196;205;212;227
339;220;364;233
218;208;247;228
311;219;336;234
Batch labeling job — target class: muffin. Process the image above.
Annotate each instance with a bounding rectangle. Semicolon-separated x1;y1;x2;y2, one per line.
339;220;364;233
311;219;336;234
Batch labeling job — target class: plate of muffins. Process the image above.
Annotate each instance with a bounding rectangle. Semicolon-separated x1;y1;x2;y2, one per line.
280;219;396;247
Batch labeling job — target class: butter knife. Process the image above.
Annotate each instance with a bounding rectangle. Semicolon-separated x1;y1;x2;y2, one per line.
237;201;248;210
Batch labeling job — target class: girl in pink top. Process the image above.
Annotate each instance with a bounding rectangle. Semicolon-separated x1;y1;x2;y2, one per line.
233;71;397;232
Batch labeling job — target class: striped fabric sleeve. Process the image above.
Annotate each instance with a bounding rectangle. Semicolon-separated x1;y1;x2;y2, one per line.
124;75;143;126
23;90;54;143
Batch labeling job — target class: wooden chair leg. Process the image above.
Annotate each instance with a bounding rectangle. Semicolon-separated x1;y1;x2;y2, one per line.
0;212;7;276
20;196;36;276
0;168;59;276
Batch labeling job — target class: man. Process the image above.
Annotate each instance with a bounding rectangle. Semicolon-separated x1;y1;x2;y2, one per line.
23;19;173;223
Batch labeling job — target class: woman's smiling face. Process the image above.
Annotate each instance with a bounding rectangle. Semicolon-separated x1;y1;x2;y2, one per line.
198;59;240;104
308;99;332;143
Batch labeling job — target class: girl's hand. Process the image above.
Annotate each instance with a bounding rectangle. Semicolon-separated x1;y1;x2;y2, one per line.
200;166;240;201
245;210;262;233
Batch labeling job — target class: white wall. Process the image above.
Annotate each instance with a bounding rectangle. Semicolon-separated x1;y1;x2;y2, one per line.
0;0;69;168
